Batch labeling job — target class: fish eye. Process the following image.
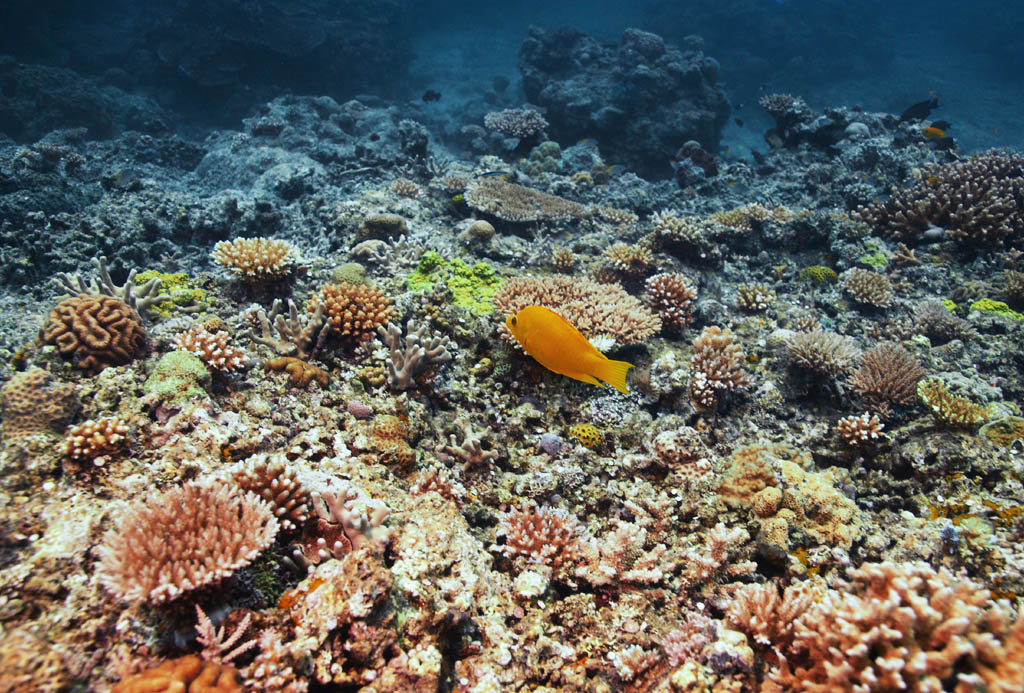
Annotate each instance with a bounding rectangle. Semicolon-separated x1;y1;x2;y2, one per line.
509;316;517;325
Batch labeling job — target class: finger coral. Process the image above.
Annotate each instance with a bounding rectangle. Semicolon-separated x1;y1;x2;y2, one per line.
689;326;748;410
39;294;147;372
95;479;279;604
173;325;245;371
308;282;394;343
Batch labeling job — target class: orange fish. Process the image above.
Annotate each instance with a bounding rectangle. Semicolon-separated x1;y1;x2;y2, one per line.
923;126;946;139
505;305;633;394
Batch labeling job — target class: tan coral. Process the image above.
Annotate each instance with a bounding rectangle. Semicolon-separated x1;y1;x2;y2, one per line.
264;356;329;388
39;294;146;372
59;416;129;465
309;282;395;343
212;237;297;282
0;367;78;442
463;177;587;223
111;655;241;692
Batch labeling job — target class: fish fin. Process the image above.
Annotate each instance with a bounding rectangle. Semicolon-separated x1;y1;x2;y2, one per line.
591;358;633;394
576;373;607;388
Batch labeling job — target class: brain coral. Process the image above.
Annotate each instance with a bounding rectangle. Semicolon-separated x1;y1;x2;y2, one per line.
39;294;146;371
0;367;78;442
492;276;660;345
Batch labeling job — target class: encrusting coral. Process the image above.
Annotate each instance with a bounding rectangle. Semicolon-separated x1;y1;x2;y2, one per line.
264;356;329;388
0;367;78;442
39;294;147;371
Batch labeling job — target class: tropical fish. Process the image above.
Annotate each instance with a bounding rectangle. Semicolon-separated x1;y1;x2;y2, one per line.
604;164;625;175
477;171;511;179
505;305;633;394
422;89;441;102
922;126;946;140
577;137;597;146
899;96;939;122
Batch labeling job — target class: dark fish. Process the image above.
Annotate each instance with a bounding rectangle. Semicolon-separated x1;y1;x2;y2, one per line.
930;120;951;130
751;150;766;165
422;89;441;102
478;171;511;179
899;96;939;122
735;118;744;127
369;133;380;141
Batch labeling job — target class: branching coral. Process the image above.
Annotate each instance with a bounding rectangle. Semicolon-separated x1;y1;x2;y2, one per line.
914;299;977;344
855;150;1024;245
60;416;129;465
377;320;453;391
841;268;893;308
95;479;279;604
40;294;147;372
173;325;245;372
309;282;394;343
644;272;697;329
689;326;748;409
836;412;885;446
231;453;309;533
785;329;861;379
847;342;924;414
245;298;326;360
495;504;584;572
295;485;391;568
483;107;548;138
918;378;990;428
212;237;298;282
54;255;170;317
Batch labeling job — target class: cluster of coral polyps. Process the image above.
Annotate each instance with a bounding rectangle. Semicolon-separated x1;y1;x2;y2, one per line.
173;325;245;371
211;236;297;282
59;416;129;465
308;282;395;343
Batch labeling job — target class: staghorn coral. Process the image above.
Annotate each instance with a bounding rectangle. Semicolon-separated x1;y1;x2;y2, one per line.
785;329;861;378
463;177;587;223
841;268;894;308
754;562;1024;692
689;326;748;410
39;294;147;372
495;504;584;572
212;237;298;282
231;453;309;533
918;378;990;429
245;298;325;360
492;275;660;345
855;150;1024;245
264;357;328;388
194;605;258;665
309;282;394;343
847;342;924;413
53;255;170;317
483;107;548;138
60;416;129;466
603;242;654;276
111;655;242;693
0;367;78;442
644;272;697;329
551;246;576;273
377;320;453;391
647;209;720;262
174;325;245;372
735;283;776;312
836;412;885;446
95;479;279;604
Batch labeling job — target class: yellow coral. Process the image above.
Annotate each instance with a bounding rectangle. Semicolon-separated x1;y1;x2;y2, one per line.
569;423;601;448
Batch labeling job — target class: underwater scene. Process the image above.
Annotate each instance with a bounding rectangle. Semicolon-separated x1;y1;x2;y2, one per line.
2;0;1024;690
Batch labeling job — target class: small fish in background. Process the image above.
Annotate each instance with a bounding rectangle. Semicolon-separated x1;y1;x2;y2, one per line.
110;168;142;191
922;126;947;140
505;305;633;394
993;127;999;136
422;89;441;102
577;137;598;147
764;129;784;148
604;164;625;175
734;118;744;127
477;171;511;179
899;95;939;122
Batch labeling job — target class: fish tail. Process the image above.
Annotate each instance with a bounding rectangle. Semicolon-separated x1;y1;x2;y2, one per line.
593;359;633;394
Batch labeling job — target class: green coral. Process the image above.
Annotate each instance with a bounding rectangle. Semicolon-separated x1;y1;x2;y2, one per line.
143;351;211;405
134;270;206;317
969;298;1024;321
407;253;503;313
941;299;957;312
799;265;838;284
857;242;889;269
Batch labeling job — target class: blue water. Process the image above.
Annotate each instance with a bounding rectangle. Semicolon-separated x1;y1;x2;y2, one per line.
0;0;1019;155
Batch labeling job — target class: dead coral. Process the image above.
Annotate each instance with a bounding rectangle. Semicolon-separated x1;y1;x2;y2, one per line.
377;320;453;391
95;479;279;604
0;367;78;442
40;294;147;372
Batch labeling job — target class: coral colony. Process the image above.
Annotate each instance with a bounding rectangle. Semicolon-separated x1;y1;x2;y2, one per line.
2;12;1024;693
